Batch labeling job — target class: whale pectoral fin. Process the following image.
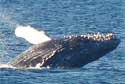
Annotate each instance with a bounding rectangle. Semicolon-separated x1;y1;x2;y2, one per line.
15;25;51;44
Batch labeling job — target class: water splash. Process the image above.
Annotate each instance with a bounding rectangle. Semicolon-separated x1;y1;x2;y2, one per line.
0;8;18;27
0;64;15;69
0;63;47;69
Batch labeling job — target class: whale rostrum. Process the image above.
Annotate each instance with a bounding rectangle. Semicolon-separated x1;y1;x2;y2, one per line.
9;33;120;68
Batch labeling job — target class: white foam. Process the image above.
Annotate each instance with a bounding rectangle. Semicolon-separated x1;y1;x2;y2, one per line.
15;25;51;44
0;64;15;69
0;64;45;69
28;66;46;70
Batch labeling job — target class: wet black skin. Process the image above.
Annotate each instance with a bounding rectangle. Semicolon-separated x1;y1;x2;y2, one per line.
9;33;120;68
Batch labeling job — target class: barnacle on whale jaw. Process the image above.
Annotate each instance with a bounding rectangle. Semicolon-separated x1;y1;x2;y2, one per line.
64;32;115;41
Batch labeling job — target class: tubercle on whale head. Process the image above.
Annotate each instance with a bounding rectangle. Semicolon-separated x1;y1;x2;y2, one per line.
64;32;116;42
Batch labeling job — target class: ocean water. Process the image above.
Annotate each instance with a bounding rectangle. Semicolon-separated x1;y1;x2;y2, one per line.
0;0;125;84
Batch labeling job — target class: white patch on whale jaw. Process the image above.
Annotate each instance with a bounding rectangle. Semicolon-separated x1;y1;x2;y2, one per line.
15;25;51;44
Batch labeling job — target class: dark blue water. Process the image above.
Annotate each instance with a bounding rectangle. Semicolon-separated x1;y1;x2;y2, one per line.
0;0;125;84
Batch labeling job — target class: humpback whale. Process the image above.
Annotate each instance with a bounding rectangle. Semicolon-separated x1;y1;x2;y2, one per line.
8;26;120;68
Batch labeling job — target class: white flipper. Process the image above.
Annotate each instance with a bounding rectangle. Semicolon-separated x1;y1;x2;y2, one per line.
15;25;51;44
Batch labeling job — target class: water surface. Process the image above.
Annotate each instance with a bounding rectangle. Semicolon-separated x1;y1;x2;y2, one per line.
0;0;125;84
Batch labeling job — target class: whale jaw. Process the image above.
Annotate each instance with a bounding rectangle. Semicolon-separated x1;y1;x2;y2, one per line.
9;33;120;69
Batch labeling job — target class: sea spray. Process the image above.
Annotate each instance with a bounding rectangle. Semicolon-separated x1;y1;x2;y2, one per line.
0;13;19;63
0;33;8;63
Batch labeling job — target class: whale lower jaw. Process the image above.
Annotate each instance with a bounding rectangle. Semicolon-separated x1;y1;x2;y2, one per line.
9;33;120;69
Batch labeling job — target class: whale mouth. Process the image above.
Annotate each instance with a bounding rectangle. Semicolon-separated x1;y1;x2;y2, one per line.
64;32;115;41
